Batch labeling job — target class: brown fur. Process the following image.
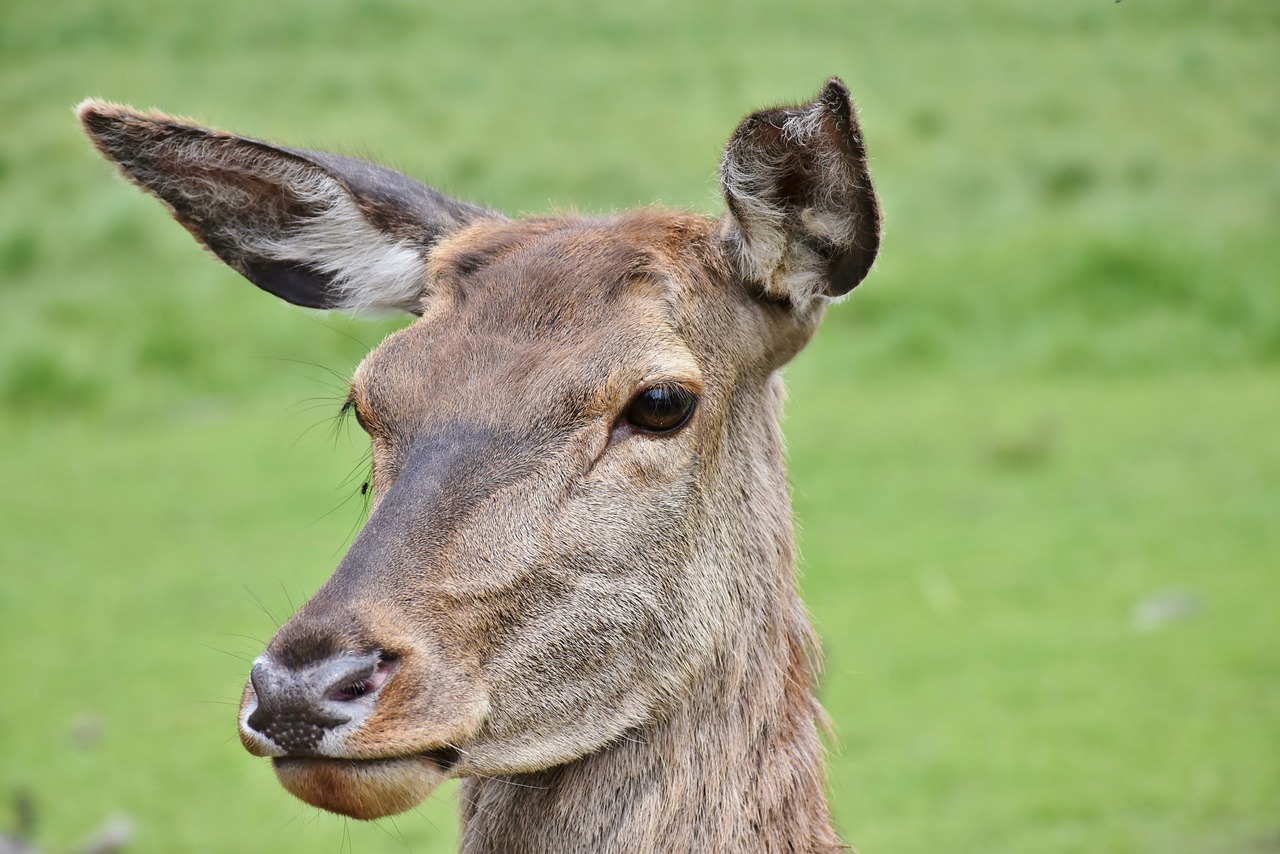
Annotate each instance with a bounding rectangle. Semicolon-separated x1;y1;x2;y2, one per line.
78;79;881;852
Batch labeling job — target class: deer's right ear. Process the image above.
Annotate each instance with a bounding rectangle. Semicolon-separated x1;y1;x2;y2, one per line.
718;78;881;308
78;100;499;313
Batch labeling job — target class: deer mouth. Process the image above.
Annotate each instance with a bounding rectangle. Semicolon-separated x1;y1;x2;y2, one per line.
273;746;462;820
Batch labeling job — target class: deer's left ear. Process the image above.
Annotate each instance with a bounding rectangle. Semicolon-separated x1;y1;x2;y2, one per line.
77;100;499;314
719;78;882;305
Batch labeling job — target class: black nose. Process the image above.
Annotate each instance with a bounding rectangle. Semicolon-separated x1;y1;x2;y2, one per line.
245;649;394;754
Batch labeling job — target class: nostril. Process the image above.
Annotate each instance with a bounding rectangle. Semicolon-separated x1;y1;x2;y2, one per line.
245;703;270;735
329;653;397;702
246;664;273;731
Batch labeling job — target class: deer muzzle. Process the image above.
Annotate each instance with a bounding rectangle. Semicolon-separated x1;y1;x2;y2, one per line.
238;638;480;819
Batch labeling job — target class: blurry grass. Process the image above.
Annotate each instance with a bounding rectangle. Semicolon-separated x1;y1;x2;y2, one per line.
1;0;1278;851
786;365;1280;852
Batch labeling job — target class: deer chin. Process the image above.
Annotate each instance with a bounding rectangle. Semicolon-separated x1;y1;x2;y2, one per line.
273;751;457;820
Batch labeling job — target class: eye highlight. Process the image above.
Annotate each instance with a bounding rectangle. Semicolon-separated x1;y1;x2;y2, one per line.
624;384;698;434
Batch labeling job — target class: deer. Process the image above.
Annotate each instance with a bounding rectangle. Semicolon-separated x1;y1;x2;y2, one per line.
78;77;881;852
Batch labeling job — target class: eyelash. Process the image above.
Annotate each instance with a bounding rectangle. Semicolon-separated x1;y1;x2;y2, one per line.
339;398;370;433
336;398;374;507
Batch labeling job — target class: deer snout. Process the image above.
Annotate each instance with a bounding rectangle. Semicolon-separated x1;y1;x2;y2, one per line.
239;650;396;757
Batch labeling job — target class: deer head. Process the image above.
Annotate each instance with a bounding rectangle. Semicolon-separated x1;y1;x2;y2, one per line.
78;79;880;823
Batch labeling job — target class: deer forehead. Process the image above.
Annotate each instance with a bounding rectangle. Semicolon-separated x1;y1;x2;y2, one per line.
349;214;712;429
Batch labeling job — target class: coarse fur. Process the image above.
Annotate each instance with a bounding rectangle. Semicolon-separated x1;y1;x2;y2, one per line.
77;78;881;853
720;79;881;306
77;102;494;311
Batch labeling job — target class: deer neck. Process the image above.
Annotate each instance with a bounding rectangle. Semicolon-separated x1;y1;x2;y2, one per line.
458;380;842;853
457;606;839;853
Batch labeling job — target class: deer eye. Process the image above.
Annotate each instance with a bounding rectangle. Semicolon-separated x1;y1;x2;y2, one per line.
624;385;697;434
340;396;372;434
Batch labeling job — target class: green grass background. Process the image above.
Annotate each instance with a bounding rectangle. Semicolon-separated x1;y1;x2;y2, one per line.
2;0;1277;851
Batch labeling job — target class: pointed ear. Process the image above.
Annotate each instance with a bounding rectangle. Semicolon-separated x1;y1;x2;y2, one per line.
77;100;500;313
719;78;882;305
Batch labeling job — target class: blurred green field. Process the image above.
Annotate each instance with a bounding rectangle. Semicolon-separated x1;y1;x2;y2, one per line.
1;1;1277;852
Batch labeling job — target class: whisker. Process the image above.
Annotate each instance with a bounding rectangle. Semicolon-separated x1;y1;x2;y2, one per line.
367;816;408;850
410;802;446;836
214;631;271;647
279;805;306;831
307;487;361;532
292;411;347;451
387;814;414;850
199;642;254;664
278;580;297;615
264;356;353;389
244;585;282;629
335;451;373;492
288;395;350;414
470;772;548;791
303;315;376;355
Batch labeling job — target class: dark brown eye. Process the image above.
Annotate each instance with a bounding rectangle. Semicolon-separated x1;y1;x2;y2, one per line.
624;385;697;434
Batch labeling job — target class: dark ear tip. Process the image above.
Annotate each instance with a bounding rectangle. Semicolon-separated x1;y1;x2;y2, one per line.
76;100;190;141
822;77;851;100
823;245;878;298
818;78;853;119
76;99;153;153
76;99;117;136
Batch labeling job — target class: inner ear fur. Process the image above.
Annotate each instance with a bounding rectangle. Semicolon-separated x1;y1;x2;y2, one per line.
77;100;498;313
719;78;882;304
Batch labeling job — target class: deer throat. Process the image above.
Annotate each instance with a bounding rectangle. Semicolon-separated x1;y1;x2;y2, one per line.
456;597;843;853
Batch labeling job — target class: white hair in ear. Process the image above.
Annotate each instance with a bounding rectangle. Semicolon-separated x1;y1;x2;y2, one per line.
719;78;881;306
244;169;431;314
